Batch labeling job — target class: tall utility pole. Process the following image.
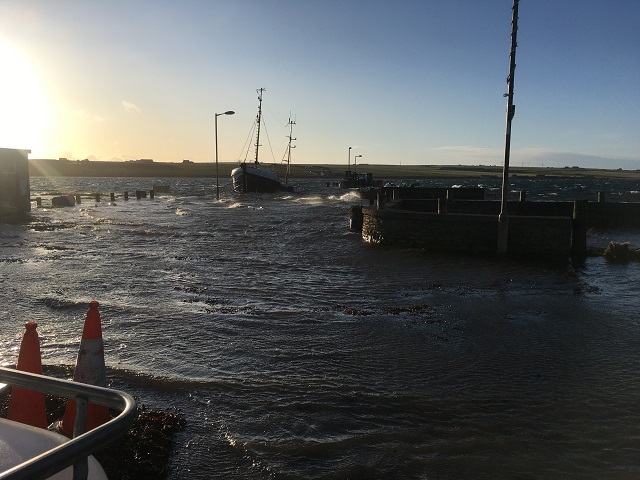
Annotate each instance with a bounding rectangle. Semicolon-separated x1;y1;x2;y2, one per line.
497;0;520;255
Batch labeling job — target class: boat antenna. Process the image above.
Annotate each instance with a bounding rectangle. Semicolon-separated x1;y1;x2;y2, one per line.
284;115;296;187
254;88;265;165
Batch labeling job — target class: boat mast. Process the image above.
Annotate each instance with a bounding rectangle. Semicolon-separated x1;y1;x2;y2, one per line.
254;88;265;165
285;116;296;187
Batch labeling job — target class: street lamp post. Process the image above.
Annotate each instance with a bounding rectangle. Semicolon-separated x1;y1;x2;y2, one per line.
215;110;235;200
348;146;352;171
354;154;362;174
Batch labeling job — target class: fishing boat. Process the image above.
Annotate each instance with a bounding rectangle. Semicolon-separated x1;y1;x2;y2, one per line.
231;88;293;193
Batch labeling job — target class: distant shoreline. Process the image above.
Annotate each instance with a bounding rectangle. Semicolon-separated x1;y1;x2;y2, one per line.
28;159;640;180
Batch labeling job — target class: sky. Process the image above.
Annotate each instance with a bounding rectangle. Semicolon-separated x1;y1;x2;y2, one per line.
0;0;638;169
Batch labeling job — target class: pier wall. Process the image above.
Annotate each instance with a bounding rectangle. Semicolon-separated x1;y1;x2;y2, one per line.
379;186;485;200
588;202;640;228
393;199;640;229
362;204;574;260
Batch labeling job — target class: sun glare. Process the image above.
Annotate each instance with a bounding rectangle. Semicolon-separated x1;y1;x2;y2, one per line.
0;39;53;155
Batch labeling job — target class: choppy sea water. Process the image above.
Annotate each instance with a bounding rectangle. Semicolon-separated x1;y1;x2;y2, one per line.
2;175;640;479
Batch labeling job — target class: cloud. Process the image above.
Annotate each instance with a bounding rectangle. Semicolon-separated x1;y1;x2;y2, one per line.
75;109;106;122
515;150;640;170
121;100;141;113
430;146;640;170
432;146;502;164
434;146;498;154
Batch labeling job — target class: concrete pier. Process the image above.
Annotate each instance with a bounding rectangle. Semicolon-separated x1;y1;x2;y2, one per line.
360;193;640;262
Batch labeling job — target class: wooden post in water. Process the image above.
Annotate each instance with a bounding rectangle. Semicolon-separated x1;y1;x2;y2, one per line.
36;197;42;207
75;195;81;205
519;191;526;203
498;0;520;255
349;205;363;232
110;193;115;202
95;193;100;202
124;191;129;201
598;192;606;203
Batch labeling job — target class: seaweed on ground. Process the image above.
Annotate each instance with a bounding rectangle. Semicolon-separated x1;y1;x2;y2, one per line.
94;402;186;480
604;241;640;263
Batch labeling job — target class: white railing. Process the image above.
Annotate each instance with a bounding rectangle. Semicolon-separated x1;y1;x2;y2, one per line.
0;366;136;480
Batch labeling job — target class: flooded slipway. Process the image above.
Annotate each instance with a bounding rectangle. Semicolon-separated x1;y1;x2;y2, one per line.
1;176;640;479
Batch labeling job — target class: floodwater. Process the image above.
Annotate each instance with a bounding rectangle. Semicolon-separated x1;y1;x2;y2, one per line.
1;175;639;479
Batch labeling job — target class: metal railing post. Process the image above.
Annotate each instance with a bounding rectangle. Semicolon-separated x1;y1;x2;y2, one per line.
0;367;136;480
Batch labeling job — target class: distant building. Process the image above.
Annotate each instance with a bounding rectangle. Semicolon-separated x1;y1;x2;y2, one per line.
0;148;31;215
137;159;154;164
182;159;192;164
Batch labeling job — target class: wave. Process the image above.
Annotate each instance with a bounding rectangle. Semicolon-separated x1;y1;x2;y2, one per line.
40;362;232;392
327;191;360;202
38;296;90;310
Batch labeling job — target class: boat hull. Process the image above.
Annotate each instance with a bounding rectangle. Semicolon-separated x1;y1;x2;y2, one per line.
231;163;289;193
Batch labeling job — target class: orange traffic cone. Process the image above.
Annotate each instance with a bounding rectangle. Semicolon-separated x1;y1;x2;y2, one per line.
7;322;48;429
56;301;111;436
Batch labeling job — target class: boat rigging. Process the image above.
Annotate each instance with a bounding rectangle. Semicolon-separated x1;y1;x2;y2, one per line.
283;116;296;188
